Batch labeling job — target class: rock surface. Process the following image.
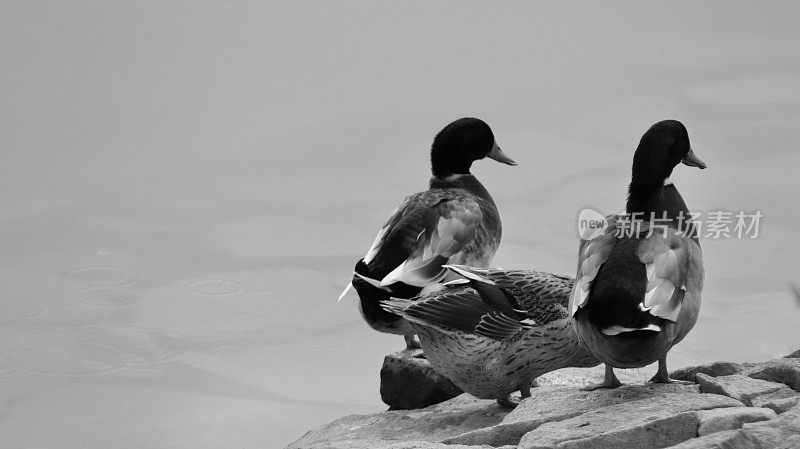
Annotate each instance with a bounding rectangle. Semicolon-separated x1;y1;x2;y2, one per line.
670;361;747;382
380;349;462;410
695;372;794;406
785;348;800;359
287;352;800;449
667;401;800;449
744;357;800;391
285;395;507;449
695;407;776;436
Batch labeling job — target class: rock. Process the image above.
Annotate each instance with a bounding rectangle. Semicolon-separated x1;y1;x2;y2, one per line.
666;401;800;449
695;372;794;406
285;394;508;449
695;407;776;435
743;357;800;391
515;392;742;449
386;443;513;449
670;361;746;382
444;383;701;447
750;387;800;413
291;355;800;449
784;348;800;358
754;395;800;414
380;349;462;410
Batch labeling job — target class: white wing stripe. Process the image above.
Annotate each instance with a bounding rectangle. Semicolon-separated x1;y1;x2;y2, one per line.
363;225;390;264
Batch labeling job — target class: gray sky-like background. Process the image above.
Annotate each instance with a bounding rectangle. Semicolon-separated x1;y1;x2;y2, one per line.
2;2;799;447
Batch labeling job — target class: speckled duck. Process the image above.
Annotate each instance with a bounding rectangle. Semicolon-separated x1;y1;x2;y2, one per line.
383;265;600;408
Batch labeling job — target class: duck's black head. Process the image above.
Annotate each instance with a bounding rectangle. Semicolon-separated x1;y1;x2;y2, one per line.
430;117;517;178
630;120;706;190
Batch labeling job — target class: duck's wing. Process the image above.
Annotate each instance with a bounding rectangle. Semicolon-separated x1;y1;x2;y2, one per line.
366;191;483;288
382;272;536;342
636;229;704;323
447;265;573;321
569;214;621;317
338;196;417;300
361;196;414;267
671;237;704;343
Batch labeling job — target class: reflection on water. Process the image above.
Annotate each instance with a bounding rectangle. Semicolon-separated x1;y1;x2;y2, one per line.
1;2;799;448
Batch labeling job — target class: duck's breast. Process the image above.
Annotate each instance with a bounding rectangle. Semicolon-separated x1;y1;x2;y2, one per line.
415;326;515;399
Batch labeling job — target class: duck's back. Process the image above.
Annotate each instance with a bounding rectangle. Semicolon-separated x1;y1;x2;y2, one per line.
358;174;501;287
583;238;649;330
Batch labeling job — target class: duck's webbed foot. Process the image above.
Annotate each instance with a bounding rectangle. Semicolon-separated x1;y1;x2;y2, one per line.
404;334;422;351
648;357;692;384
497;380;534;409
496;394;521;409
581;364;622;391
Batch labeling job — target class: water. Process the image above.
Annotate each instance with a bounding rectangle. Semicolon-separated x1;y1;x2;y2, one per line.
1;2;799;448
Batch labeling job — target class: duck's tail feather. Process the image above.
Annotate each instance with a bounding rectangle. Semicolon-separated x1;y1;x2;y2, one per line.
380;296;462;335
337;282;353;302
443;264;492;282
379;255;449;287
381;297;414;316
354;272;390;291
601;323;662;336
445;264;527;317
382;290;489;332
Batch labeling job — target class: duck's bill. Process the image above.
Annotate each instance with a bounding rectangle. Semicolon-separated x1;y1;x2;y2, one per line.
487;142;518;165
681;149;707;169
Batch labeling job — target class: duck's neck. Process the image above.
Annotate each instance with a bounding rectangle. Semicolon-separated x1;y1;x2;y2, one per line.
627;180;696;237
429;174;496;205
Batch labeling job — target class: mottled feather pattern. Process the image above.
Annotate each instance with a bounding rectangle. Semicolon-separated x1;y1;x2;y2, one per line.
455;269;572;326
381;268;599;400
388;284;530;341
412;317;597;400
385;268;577;338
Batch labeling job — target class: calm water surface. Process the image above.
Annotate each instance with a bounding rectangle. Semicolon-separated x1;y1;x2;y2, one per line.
1;2;799;448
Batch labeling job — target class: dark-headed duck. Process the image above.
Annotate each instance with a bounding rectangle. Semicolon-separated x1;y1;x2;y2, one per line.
570;120;707;389
340;117;516;349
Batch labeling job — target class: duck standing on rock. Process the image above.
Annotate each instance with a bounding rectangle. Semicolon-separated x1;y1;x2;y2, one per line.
382;265;600;408
339;118;517;350
570;120;707;390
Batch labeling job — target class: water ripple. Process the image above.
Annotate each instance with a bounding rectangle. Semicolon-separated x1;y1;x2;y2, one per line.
188;279;244;295
67;266;137;285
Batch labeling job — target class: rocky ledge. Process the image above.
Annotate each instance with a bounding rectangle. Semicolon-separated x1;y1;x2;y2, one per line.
287;351;800;449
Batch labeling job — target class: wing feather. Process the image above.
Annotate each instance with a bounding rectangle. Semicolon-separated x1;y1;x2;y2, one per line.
636;228;692;322
382;266;545;342
363;197;412;264
569;214;620;317
378;195;483;287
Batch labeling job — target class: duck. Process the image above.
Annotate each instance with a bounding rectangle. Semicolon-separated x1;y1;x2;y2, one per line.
339;117;517;350
569;119;707;390
383;265;600;407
